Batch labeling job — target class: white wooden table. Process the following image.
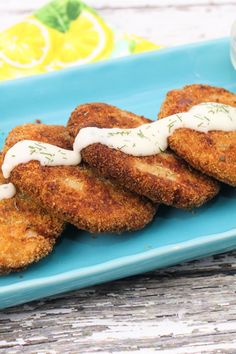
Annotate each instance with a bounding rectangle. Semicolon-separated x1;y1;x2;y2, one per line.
1;1;236;353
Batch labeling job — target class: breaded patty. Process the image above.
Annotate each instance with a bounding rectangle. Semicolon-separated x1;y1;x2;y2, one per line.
67;103;219;208
0;155;64;274
3;124;156;233
158;84;236;186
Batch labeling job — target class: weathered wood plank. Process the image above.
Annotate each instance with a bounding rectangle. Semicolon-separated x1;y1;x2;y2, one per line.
0;0;234;11
1;1;236;352
1;252;236;353
0;1;235;46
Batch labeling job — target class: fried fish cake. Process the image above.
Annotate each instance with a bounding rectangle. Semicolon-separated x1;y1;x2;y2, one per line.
67;103;219;208
3;124;156;233
158;84;236;186
0;155;64;274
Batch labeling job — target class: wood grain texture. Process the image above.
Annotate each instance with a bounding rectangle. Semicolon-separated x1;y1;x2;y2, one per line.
1;253;236;353
0;1;235;45
1;1;236;353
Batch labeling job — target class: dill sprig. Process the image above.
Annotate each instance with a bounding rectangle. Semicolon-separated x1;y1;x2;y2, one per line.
205;102;230;114
44;156;54;163
40;152;55;157
108;131;131;137
193;114;209;126
197;122;204;128
34;142;47;150
137;129;150;140
28;143;57;163
167;119;177;133
117;144;127;150
176;114;182;122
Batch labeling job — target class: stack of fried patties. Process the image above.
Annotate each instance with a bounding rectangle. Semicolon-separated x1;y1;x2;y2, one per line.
1;84;235;273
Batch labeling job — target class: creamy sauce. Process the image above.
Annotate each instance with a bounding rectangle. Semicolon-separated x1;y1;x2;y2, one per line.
0;183;16;200
74;102;236;156
1;102;236;200
2;140;81;179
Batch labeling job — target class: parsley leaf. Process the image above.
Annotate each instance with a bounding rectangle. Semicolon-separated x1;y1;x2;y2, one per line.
35;0;83;33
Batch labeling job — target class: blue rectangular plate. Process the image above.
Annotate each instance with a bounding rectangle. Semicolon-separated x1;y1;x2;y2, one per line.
0;38;236;309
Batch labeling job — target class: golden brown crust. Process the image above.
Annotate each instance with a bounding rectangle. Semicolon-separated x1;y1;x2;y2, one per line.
4;124;156;233
0;154;64;274
67;103;220;208
4;123;73;150
158;84;236;186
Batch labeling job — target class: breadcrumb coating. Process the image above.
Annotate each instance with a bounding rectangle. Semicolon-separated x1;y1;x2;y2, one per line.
67;103;219;208
158;84;236;186
4;124;156;234
0;153;64;274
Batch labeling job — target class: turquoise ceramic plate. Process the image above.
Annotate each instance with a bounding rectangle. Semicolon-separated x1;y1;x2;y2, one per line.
0;38;236;309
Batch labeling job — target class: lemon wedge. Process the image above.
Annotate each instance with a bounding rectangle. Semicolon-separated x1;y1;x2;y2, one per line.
126;34;161;54
133;38;161;54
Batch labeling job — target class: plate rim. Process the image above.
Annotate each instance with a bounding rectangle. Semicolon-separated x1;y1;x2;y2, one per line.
0;36;235;309
0;37;229;88
0;227;236;296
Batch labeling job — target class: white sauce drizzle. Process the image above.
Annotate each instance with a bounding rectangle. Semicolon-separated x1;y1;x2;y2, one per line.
1;102;236;200
0;183;16;200
74;102;236;156
2;140;81;179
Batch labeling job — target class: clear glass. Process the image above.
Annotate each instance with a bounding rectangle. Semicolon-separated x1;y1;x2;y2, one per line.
230;21;236;69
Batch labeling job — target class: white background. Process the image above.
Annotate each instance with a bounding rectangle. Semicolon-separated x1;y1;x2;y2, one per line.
0;0;235;46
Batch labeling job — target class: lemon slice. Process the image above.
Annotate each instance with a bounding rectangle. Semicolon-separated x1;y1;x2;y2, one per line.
126;34;161;54
0;18;50;69
133;38;161;54
56;10;113;67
